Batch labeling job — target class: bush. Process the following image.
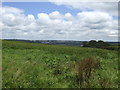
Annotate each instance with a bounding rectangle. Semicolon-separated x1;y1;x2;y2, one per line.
75;57;101;88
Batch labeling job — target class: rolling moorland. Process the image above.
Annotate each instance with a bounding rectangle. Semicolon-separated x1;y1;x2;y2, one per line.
2;40;119;88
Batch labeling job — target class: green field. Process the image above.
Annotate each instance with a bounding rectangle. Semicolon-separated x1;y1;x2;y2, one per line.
2;40;118;88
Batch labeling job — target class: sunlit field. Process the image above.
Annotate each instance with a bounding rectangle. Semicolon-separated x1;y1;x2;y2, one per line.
2;40;118;88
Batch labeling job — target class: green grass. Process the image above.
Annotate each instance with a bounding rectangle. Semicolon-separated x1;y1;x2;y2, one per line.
2;40;119;88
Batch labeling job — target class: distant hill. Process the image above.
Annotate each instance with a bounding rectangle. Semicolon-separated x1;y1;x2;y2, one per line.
3;39;120;46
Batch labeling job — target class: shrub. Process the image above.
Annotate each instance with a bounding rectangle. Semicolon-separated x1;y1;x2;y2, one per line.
75;57;101;88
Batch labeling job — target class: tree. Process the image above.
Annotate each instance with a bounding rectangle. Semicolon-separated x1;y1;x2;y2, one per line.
97;40;110;48
82;40;110;49
97;40;104;48
89;40;97;47
82;41;89;47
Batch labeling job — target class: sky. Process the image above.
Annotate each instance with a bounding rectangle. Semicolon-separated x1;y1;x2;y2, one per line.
2;2;83;17
0;1;118;41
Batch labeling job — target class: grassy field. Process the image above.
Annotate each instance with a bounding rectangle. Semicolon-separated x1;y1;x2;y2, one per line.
2;40;118;88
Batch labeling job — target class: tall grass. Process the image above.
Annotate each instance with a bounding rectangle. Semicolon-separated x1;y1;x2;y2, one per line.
2;40;118;88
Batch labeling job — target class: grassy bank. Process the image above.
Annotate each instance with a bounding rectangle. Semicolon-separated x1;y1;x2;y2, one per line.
2;40;118;88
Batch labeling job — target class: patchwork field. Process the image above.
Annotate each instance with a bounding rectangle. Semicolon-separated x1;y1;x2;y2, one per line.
2;40;118;88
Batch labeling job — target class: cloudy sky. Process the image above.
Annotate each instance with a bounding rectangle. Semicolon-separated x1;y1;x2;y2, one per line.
0;1;118;41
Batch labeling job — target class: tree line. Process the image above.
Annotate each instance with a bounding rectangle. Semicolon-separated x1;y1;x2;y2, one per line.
82;40;119;50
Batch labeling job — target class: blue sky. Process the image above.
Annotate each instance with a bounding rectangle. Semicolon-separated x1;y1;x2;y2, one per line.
3;2;118;19
3;2;83;18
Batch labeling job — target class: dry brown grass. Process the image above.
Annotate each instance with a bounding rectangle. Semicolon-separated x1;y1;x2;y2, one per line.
74;57;101;88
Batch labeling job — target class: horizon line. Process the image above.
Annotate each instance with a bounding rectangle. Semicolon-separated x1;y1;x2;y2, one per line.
1;39;119;42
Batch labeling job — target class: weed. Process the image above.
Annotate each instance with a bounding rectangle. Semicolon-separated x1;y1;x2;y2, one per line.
75;57;101;88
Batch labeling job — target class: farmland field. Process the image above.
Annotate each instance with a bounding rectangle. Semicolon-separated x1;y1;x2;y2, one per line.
2;40;119;88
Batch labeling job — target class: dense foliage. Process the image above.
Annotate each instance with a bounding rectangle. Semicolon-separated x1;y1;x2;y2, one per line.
2;40;118;88
82;40;119;50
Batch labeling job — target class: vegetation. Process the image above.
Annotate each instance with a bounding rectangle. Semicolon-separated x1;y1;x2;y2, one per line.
2;40;118;88
83;40;119;50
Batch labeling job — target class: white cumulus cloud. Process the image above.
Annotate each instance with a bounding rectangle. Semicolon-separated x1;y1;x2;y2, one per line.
0;6;118;41
49;0;118;16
